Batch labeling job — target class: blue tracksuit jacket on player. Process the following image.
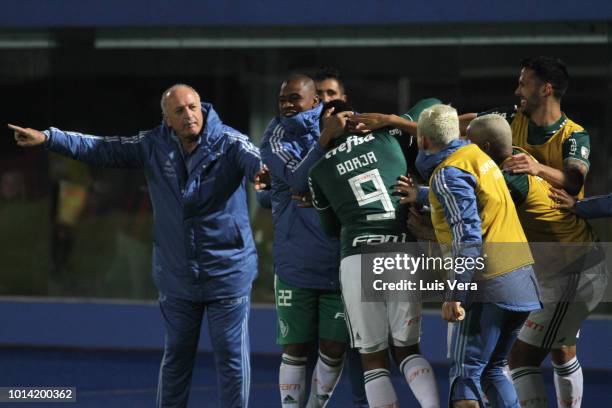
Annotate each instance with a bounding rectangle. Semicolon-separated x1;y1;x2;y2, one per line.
260;104;341;290
414;140;540;310
43;102;260;408
416;140;540;406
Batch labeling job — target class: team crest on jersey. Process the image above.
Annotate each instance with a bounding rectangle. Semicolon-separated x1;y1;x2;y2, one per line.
581;146;590;159
279;318;289;338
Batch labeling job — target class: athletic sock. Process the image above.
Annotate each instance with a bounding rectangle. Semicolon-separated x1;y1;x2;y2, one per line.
280;353;307;407
363;368;399;408
305;351;344;407
553;357;583;408
399;354;440;408
510;366;548;408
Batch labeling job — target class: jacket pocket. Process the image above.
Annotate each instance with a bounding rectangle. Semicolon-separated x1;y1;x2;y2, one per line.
197;215;244;252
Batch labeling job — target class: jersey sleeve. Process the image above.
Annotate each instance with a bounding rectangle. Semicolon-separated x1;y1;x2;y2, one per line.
502;171;530;207
477;106;518;124
562;131;590;170
400;97;443;123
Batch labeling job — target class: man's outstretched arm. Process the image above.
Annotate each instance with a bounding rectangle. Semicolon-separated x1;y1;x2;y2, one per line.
9;124;147;169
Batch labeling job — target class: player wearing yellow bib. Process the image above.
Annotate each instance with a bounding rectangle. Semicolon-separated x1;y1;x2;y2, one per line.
467;114;607;408
410;105;541;408
460;57;590;201
460;58;593;407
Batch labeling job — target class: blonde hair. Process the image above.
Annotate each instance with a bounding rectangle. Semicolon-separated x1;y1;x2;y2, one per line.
467;114;512;150
417;104;459;148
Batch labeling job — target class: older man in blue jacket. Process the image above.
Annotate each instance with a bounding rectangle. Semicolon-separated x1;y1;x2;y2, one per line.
9;84;262;408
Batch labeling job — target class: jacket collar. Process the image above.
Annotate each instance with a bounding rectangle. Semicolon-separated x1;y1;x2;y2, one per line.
200;102;224;146
416;139;470;181
278;104;323;137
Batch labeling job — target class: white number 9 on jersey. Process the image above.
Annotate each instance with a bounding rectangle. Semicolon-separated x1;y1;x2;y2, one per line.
348;169;395;221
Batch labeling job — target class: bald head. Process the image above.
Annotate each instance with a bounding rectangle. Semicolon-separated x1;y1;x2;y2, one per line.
466;114;513;163
160;84;204;141
282;74;316;94
161;84;201;115
278;74;319;117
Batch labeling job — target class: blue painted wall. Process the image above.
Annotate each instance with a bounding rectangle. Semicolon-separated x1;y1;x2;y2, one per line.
1;299;611;370
2;0;612;28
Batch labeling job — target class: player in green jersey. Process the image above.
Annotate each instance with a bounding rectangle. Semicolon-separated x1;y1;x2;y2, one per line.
309;99;440;408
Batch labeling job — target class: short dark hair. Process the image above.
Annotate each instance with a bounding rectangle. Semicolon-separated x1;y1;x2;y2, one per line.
319;100;353;130
314;67;345;93
521;56;570;100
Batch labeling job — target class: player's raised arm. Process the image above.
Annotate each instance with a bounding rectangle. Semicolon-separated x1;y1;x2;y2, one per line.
348;112;401;133
350;98;444;135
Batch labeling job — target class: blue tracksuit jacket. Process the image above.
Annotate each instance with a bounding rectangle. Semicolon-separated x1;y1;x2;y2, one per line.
575;193;612;219
43;103;261;302
260;105;340;290
415;140;540;310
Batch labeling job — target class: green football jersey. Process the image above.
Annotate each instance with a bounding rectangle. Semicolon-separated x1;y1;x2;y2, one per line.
308;129;412;259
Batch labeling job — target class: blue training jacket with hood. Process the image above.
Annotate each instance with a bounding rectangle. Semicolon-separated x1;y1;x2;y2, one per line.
260;104;341;290
415;140;540;310
43;103;261;302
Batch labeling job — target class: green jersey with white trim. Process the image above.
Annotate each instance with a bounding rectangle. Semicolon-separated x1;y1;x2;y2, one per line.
308;129;412;259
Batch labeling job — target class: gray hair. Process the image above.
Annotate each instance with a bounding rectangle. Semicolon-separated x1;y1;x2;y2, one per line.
160;84;201;115
417;104;460;148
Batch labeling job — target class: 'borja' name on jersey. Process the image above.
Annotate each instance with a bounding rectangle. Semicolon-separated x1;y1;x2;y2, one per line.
336;151;377;175
325;134;375;159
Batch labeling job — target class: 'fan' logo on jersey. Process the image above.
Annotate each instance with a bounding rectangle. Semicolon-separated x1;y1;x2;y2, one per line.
352;233;410;247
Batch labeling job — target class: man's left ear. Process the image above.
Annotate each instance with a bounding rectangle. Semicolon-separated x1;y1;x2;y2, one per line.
542;82;554;97
313;95;320;107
